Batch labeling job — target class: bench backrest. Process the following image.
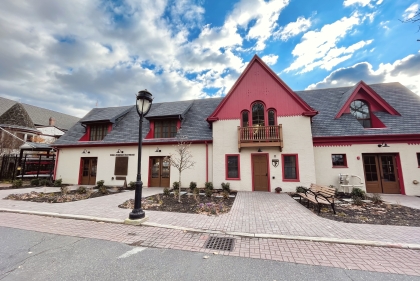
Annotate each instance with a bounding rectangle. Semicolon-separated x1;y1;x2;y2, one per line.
310;184;335;197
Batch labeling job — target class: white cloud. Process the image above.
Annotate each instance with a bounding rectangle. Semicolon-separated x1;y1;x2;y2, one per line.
306;51;420;95
261;54;278;65
285;13;373;73
380;20;390;31
403;3;419;20
274;16;312;41
343;0;382;7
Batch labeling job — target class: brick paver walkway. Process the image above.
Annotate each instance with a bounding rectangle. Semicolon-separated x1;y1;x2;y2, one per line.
1;188;419;245
1;213;419;276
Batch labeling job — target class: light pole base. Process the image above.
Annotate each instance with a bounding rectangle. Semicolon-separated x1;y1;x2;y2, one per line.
124;216;148;225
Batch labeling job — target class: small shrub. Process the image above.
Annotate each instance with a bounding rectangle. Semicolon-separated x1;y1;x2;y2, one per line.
222;190;230;199
204;181;213;190
77;186;87;194
163;187;170;196
96;180;105;188
173;181;180;190
30;178;40;186
205;188;212;197
189;181;197;191
12;179;23;188
53;178;63;187
40;179;51;187
174;188;180;198
99;185;108;195
353;196;363;206
60;186;69;195
127;181;136;190
221;182;230;193
351;187;366;199
193;188;199;195
371;193;383;204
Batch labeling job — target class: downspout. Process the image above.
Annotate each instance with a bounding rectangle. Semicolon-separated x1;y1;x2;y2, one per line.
205;141;208;182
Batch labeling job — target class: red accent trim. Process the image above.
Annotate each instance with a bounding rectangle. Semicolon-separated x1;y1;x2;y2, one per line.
53;140;213;148
267;108;277;125
147;157;152;188
177;120;181;131
282;154;300;182
395;154;406;195
207;55;317;123
332;153;348;168
251;153;270;192
79;126;90;141
370;112;386;128
225;154;240;180
313;134;420;146
240;110;249;127
145;121;154;139
335;81;400;119
78;158;83;185
205;141;208;182
53;149;60;180
107;124;112;133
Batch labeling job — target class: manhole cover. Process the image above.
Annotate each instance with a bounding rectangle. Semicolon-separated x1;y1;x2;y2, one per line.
204;237;235;251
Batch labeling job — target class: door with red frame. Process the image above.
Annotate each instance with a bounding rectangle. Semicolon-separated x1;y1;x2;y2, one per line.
363;154;400;194
252;154;269;191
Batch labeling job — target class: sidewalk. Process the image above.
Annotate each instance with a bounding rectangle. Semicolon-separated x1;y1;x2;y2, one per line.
1;186;420;247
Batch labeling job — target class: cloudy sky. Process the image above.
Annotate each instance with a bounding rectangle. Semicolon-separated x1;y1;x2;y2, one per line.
0;0;419;117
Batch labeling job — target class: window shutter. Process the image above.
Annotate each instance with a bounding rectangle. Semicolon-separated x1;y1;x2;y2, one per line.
115;157;129;175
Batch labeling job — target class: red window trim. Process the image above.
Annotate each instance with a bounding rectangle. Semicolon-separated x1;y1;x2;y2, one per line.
225;154;240;180
282;154;299;182
240;110;250;127
331;153;348;168
250;100;267;126
267;108;277;126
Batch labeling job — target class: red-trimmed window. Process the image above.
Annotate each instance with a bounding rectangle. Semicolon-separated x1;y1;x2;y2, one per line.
241;110;249;127
350;100;371;128
417;153;420;167
282;154;299;181
154;120;177;138
268;109;276;126
226;154;240;180
332;154;347;168
252;102;265;126
90;124;108;141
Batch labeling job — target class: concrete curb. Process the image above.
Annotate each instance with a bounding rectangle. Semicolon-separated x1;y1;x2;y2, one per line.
2;208;420;250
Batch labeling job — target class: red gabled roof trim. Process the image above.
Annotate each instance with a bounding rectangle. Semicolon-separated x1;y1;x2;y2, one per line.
53;140;213;148
207;55;317;123
335;81;400;119
313;134;420;146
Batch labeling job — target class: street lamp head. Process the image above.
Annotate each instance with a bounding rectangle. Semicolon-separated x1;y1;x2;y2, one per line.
136;89;153;117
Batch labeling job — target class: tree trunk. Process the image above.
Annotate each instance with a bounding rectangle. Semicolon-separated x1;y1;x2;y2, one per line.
178;171;182;203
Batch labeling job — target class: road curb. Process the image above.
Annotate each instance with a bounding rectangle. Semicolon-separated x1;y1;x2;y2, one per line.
2;208;420;250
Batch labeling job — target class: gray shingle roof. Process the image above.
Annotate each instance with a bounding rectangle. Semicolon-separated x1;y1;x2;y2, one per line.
79;106;132;123
0;96;80;130
146;100;193;119
296;82;420;137
54;97;223;146
0;103;36;129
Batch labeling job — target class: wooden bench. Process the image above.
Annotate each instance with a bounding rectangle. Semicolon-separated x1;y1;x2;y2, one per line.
297;184;336;214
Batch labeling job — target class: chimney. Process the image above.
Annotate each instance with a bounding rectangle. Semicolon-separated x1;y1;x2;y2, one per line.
49;117;55;126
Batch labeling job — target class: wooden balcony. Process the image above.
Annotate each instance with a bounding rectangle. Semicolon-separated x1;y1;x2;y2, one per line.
237;125;283;152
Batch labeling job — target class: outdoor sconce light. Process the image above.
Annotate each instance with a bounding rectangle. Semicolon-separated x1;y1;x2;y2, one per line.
378;142;390;148
17;166;22;171
155;147;161;152
257;148;262;152
82;149;90;154
272;159;279;168
116;149;124;153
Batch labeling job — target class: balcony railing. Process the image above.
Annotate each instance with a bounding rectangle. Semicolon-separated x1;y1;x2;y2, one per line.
237;125;283;152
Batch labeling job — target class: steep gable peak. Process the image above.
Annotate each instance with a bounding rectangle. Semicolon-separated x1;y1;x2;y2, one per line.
335;80;400;118
0;103;36;129
207;55;316;123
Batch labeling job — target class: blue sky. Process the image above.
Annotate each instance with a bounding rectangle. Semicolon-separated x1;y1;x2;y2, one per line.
0;0;419;117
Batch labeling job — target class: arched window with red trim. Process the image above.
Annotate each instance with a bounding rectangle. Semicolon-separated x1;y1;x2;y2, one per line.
241;110;249;127
252;102;265;126
268;109;276;126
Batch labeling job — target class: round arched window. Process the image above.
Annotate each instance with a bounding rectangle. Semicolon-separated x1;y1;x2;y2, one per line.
350;100;371;128
252;102;265;126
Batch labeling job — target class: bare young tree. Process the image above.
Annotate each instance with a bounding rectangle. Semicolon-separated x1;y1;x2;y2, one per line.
167;136;195;203
400;8;420;40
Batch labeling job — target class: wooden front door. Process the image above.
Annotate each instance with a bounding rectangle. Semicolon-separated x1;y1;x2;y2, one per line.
149;157;170;187
81;157;97;185
363;154;400;194
252;154;269;191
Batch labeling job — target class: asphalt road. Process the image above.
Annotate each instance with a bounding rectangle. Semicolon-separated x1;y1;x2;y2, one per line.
0;226;418;281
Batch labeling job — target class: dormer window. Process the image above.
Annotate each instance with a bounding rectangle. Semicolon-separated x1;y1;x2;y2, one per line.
350;100;371;128
154;120;177;138
90;124;108;141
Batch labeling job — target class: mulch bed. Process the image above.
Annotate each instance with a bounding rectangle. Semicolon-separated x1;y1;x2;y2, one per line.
119;192;236;215
292;194;420;227
4;188;121;203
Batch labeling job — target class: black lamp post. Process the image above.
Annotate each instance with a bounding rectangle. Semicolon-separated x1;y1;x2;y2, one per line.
129;89;153;220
